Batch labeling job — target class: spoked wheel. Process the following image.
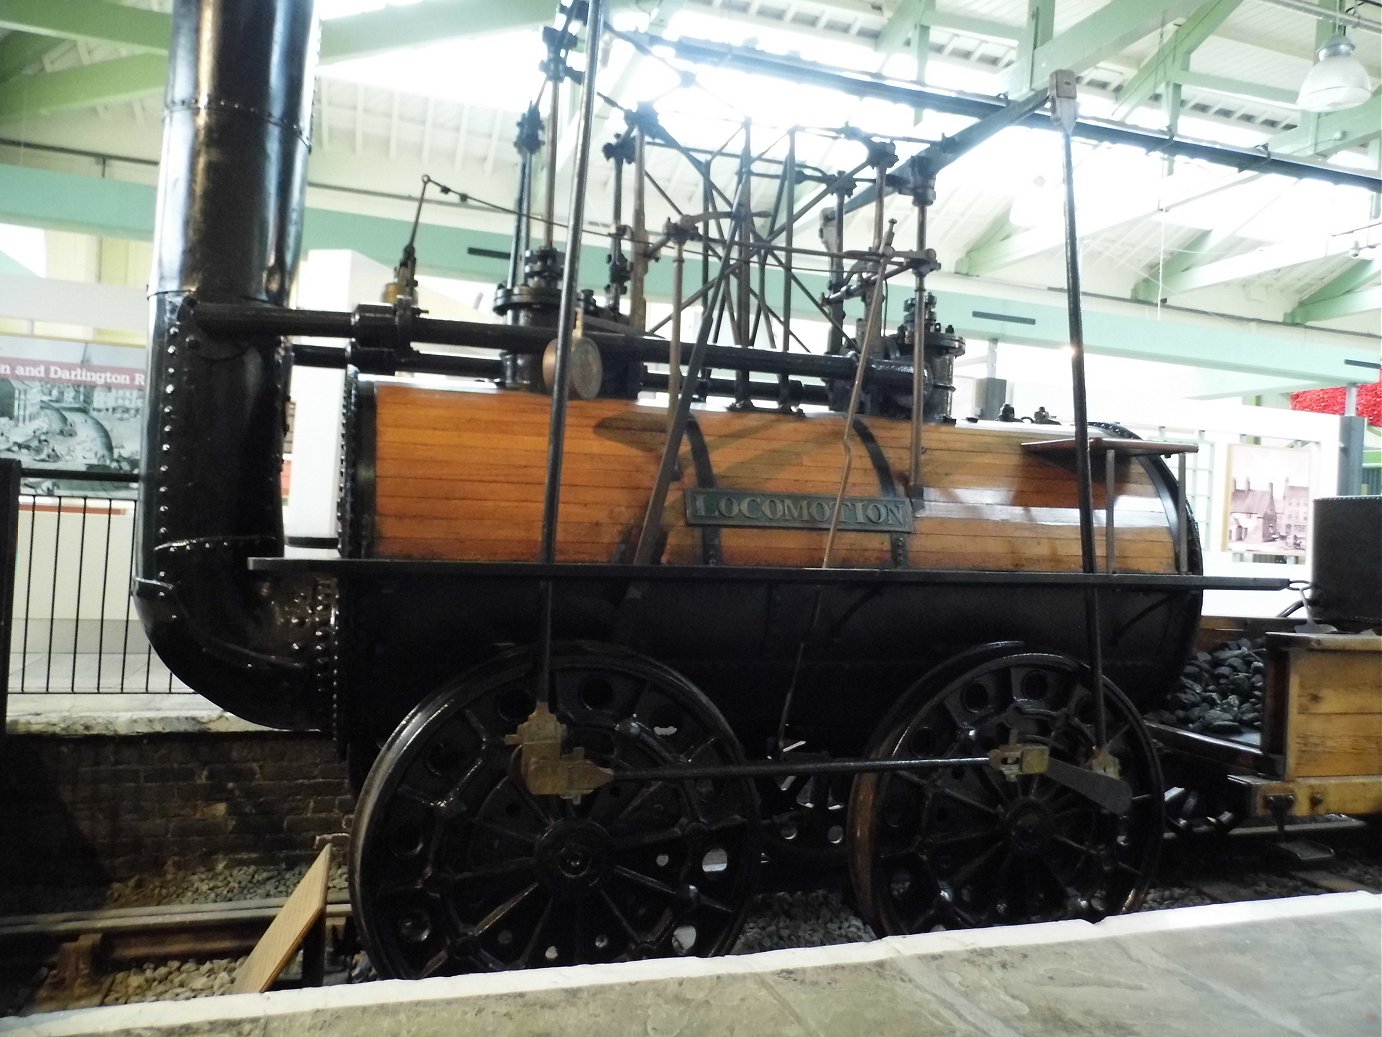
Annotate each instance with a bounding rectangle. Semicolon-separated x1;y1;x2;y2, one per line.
351;643;760;978
849;651;1163;936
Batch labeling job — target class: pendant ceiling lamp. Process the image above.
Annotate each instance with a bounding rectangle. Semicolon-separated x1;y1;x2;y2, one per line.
1296;30;1373;112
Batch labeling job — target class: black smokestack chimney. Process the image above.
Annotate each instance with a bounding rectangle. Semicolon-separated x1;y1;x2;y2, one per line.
136;0;329;730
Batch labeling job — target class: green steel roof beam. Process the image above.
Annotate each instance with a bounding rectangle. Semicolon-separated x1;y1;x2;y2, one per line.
1132;226;1245;301
1265;92;1382;158
1112;0;1241;119
1132;234;1368;301
1017;0;1204;94
0;53;166;122
1286;282;1381;323
1286;260;1381;323
319;0;642;64
0;0;170;51
876;1;1019;55
1008;0;1054;99
927;12;1023;42
0;30;61;82
953;212;1025;276
957;163;1257;277
0;0;601;74
1172;70;1298;107
911;0;934;109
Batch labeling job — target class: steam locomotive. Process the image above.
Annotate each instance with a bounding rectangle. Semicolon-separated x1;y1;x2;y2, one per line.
137;0;1287;978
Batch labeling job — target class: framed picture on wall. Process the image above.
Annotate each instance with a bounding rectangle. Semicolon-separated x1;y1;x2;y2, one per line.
1223;444;1312;559
0;336;144;498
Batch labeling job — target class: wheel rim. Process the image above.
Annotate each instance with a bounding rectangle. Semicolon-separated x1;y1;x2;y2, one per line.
351;645;760;977
849;651;1163;935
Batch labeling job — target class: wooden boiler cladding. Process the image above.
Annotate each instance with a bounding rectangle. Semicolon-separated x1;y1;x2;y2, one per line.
356;381;1178;573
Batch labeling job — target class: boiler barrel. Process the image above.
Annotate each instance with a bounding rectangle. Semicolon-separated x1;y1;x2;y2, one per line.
347;380;1182;575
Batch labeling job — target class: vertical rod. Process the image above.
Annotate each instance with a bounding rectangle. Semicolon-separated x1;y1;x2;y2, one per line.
779;129;796;410
630;130;648;331
608;142;625;316
908;200;929;496
21;497;34;692
1055;75;1107;750
0;461;19;729
72;497;87;690
509;141;533;291
735;123;752;405
47;502;60;693
536;0;606;707
668;237;685;435
701;179;712;289
826;189;847;356
635;226;741;565
1176;452;1189;574
121;500;134;690
1104;447;1116;574
823;219;894;568
97;505;113;691
542;75;561;250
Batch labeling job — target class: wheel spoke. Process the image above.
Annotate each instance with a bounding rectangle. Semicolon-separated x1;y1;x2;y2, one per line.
612;864;680;898
470;817;541;850
923;826;1001;851
612;779;667;824
517;898;554;968
598;889;641;943
1052;832;1100;861
609;825;686;852
695;891;738;916
440;855;536;884
416;946;452;979
569;898;587;965
474;882;539;937
975;763;1017;804
892;768;929;790
936;784;1002;818
682;732;722;764
946;840;1002;888
510;776;558;826
395;783;440;810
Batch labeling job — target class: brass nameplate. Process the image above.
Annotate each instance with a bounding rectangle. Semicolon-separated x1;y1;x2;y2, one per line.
686;489;913;533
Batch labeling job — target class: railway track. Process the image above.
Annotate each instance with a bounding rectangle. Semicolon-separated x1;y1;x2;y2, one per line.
0;897;354;1013
2;819;1376;1015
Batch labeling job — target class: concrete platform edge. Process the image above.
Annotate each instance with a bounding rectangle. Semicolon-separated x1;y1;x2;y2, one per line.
4;892;1377;1037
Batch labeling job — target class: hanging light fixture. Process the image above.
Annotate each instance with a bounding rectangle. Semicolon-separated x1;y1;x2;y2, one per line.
1296;27;1373;112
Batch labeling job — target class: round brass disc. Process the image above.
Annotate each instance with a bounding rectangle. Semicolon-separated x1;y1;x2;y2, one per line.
542;336;603;400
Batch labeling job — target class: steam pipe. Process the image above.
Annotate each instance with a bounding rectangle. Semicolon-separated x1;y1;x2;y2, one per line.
217;304;923;388
135;0;327;732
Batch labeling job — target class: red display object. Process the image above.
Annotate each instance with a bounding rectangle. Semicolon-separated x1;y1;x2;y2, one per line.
1290;377;1382;426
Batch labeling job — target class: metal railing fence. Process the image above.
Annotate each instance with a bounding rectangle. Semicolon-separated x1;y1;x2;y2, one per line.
7;469;189;695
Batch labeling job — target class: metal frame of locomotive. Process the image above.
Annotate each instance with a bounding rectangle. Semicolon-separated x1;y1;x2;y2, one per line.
138;0;1292;978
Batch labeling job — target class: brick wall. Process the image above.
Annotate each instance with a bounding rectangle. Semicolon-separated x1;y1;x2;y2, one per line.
0;731;353;885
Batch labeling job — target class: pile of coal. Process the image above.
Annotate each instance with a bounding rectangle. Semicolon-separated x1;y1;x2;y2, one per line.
1147;637;1266;735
